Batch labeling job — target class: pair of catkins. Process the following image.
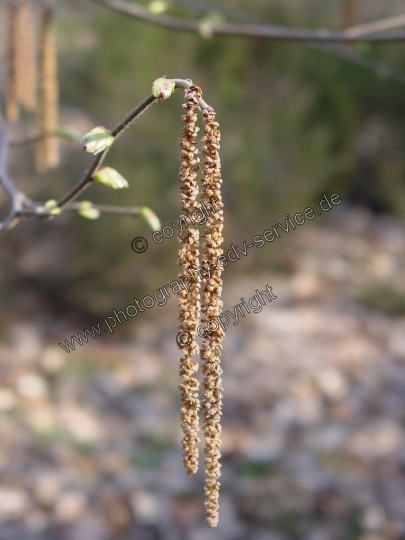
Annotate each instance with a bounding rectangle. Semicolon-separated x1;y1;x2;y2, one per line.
176;85;224;527
4;0;59;172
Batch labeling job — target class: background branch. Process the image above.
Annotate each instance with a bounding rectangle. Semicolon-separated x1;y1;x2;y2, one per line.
9;128;79;148
91;0;405;43
172;0;405;86
0;112;26;230
66;203;143;215
345;12;405;37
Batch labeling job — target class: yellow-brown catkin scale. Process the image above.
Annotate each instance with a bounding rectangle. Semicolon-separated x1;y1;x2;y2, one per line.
5;0;20;122
36;1;59;172
200;106;224;527
177;85;203;475
15;0;37;111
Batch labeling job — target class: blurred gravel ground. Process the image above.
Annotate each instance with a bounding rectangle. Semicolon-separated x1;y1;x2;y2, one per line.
0;209;405;540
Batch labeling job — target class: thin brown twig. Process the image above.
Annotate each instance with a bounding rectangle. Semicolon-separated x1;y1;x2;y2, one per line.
9;131;78;148
172;0;405;85
65;203;143;215
0;82;201;230
345;12;405;37
0;94;157;229
56;94;157;210
90;0;405;43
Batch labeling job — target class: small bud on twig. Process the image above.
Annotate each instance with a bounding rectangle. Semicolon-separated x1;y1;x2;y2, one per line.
92;167;129;189
77;201;100;220
152;77;176;101
81;126;114;154
42;199;61;215
138;206;161;231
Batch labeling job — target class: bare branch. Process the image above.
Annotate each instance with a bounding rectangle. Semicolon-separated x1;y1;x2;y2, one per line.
0;93;158;229
0;112;26;230
66;202;143;215
171;0;405;85
1;87;186;230
56;149;108;210
110;93;157;138
345;12;405;37
56;94;157;210
9;128;79;148
91;0;405;43
56;87;208;211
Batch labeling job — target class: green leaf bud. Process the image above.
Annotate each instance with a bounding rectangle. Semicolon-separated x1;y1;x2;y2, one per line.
92;167;129;189
81;126;114;155
43;200;61;215
152;77;176;101
138;206;161;232
77;201;100;220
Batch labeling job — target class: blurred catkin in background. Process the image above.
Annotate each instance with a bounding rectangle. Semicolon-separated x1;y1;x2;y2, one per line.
35;0;59;172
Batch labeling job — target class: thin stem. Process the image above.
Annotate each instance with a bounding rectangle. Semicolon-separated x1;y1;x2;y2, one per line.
1;84;188;230
111;93;156;137
17;203;150;222
56;150;106;209
0;112;26;230
9;130;78;148
56;94;157;210
345;12;405;37
66;202;143;215
172;79;210;109
91;0;405;43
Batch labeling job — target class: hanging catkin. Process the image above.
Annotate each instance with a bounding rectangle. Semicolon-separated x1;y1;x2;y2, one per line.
15;0;37;111
177;85;202;475
200;106;224;527
5;0;20;123
176;84;225;525
36;1;59;172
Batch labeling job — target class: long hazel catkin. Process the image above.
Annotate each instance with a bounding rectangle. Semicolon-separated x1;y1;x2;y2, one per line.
177;85;203;475
15;0;37;111
5;0;20;122
36;2;59;172
5;0;37;121
176;84;225;526
199;106;224;528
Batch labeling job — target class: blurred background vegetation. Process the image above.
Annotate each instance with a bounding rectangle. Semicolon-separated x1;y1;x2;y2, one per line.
2;0;405;327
